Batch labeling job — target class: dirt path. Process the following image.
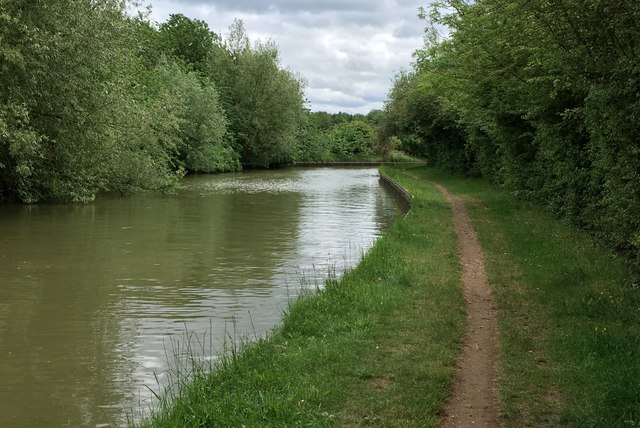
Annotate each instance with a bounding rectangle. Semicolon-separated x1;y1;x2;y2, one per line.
436;184;500;428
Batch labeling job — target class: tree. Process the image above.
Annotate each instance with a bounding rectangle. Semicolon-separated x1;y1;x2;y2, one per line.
0;5;309;201
0;0;180;202
329;121;375;158
383;0;640;263
222;24;306;167
158;13;220;74
149;60;237;173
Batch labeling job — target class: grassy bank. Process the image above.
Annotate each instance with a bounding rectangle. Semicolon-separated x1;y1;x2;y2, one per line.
138;167;465;427
139;165;639;427
399;166;640;427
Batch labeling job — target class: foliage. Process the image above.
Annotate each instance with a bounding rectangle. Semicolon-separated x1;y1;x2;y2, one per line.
298;112;399;162
375;135;401;161
380;0;640;265
307;111;366;131
297;120;334;162
165;18;308;168
228;37;306;167
157;13;220;74
0;0;180;202
329;120;375;158
378;70;468;171
149;60;238;173
0;4;310;202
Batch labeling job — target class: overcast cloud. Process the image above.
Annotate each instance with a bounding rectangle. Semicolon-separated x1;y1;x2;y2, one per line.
137;0;431;114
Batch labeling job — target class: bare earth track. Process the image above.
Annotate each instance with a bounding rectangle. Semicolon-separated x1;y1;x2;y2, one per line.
436;184;500;428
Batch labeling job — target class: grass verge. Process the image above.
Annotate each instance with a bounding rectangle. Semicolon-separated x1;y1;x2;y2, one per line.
136;166;465;427
399;166;640;427
138;164;639;427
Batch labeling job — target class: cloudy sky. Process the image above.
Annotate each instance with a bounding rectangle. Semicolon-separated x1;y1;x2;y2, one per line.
137;0;431;114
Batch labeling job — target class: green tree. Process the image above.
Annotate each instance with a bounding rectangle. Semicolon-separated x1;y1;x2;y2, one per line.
149;60;238;173
222;24;306;167
297;117;333;162
0;0;180;202
158;14;220;74
0;4;308;202
329;120;375;158
384;0;640;263
379;70;466;170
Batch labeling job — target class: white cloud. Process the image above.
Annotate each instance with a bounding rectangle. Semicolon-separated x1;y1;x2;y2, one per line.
138;0;431;114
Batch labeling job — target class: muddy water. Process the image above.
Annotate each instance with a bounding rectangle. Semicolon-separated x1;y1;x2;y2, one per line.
0;167;401;427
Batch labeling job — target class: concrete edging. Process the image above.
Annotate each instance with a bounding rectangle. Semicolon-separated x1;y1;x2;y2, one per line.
379;172;413;212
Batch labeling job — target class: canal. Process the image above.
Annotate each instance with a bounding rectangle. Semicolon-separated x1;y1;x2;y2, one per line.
0;167;402;427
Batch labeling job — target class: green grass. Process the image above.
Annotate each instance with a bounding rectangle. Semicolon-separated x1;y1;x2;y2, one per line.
399;166;640;427
138;165;640;427
137;167;465;427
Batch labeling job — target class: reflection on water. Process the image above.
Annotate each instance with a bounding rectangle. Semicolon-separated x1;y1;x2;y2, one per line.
0;167;401;427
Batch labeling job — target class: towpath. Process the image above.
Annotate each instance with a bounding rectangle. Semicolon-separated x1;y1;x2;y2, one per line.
436;184;500;428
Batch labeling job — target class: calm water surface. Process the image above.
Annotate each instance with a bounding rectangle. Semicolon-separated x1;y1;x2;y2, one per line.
0;167;402;427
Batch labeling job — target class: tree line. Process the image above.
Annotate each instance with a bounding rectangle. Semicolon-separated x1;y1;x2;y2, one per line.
1;0;392;203
298;110;393;162
378;0;640;265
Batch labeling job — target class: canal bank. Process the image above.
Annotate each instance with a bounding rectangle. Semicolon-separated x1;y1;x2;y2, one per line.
137;165;466;426
139;164;640;427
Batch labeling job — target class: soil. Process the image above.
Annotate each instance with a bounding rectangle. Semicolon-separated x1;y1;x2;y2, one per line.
436;184;500;428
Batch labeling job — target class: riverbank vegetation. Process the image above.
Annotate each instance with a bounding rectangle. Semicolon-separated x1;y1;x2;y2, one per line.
298;111;415;163
0;1;411;203
377;0;640;270
0;1;306;202
137;165;639;426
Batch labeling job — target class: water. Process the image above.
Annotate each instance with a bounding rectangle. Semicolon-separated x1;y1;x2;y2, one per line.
0;167;402;427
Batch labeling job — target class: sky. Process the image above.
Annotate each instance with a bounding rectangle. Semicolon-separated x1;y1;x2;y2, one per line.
136;0;431;114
